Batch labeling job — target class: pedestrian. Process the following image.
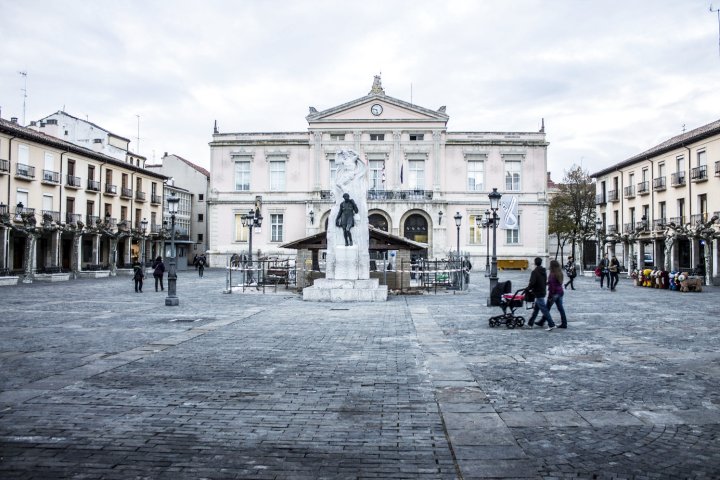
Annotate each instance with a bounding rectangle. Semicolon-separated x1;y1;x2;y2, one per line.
132;258;144;293
609;255;620;291
198;254;206;278
599;253;610;289
152;256;165;292
525;257;556;331
564;255;577;290
546;260;568;329
462;255;472;289
193;254;199;270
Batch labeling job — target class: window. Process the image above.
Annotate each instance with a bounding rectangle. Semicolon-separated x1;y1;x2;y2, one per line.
658;163;665;177
88;165;95;180
676;155;685;173
136;177;142;192
370;133;385;141
18;144;29;163
642;168;648;182
469;214;483;244
468;161;484;191
234;161;251;191
369;160;385;190
197;234;204;242
330;133;345;141
122;173;129;188
198;194;204;201
269;160;285;191
408;160;425;189
697;150;707;167
506;215;520;244
87;200;95;216
16;190;29;210
504;160;521;191
120;206;127;221
42;194;53;212
198;213;204;222
329;159;337;185
409;133;424;141
234;214;248;242
271;214;283;242
66;197;75;213
659;201;666;221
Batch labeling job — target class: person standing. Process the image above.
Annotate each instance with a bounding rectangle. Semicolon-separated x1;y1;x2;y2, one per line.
525;257;556;331
462;255;472;289
546;260;568;328
152;256;165;292
599;253;610;289
609;255;620;291
132;259;145;293
564;256;577;290
198;254;206;278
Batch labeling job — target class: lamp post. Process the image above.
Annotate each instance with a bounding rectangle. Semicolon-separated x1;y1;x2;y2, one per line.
140;218;148;267
484;209;491;276
165;192;180;306
454;212;462;289
595;218;603;267
241;207;263;284
488;188;502;303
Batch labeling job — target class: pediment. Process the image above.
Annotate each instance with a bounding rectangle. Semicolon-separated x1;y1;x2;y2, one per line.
306;94;448;125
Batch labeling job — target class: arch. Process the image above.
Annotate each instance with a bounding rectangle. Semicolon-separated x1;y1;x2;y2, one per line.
401;210;432;244
368;210;391;232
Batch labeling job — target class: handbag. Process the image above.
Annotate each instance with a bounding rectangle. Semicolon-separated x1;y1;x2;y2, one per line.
594;267;601;277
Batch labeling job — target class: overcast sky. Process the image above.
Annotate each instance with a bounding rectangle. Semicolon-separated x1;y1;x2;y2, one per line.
2;0;719;179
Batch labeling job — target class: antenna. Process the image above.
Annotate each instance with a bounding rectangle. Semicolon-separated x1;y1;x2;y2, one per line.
712;4;720;56
18;71;27;125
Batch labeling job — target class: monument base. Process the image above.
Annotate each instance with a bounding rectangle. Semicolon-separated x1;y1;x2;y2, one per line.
302;278;388;302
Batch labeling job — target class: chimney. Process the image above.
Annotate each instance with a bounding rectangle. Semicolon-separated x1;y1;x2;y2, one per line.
11;117;18;124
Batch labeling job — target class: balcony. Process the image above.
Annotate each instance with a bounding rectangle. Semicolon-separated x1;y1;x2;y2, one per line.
623;222;635;233
66;175;82;189
637;181;650;195
42;210;60;223
653;218;667;231
135;191;146;202
690;165;707;182
151;194;162;204
105;184;117;195
607;190;619;202
671;172;686;187
42;170;61;184
86;214;100;226
623;185;635;199
668;216;685;227
716;161;720;177
87;179;101;192
368;189;434;201
652;176;666;191
690;213;709;224
0;159;9;173
607;225;618;234
66;213;82;224
121;187;133;199
14;207;36;221
0;204;7;215
15;163;35;180
151;223;163;234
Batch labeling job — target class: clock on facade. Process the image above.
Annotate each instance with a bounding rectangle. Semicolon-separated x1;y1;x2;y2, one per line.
371;104;383;116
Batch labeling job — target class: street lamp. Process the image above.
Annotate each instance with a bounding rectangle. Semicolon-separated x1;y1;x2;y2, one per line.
165;192;180;306
595;218;603;267
241;207;263;284
484;208;491;275
454;212;462;289
140;218;148;267
488;188;502;303
309;209;314;225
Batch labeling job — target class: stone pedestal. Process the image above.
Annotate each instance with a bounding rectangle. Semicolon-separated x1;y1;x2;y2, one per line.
334;245;360;280
303;277;388;302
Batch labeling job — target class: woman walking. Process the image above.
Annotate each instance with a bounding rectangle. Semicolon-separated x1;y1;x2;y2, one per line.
546;259;568;329
564;256;576;290
152;256;165;292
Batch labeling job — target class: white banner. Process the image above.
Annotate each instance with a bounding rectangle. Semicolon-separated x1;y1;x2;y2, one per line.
499;195;519;230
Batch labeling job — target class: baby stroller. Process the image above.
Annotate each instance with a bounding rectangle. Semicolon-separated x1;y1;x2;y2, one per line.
488;280;533;329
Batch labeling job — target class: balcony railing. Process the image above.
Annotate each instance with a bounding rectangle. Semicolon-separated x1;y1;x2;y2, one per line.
652;176;666;191
87;179;101;192
42;170;61;184
16;163;35;179
42;210;60;222
0;159;9;173
66;213;82;224
690;213;709;224
367;189;434;201
607;190;619;202
66;175;82;188
690;165;707;182
637;181;649;195
653;218;667;231
668;216;685;226
0;204;7;215
121;187;133;198
135;191;146;202
595;194;606;205
716;161;720;176
623;222;635;232
151;223;163;234
86;214;100;225
105;184;117;195
671;172;686;186
607;225;618;234
623;186;635;198
151;194;162;204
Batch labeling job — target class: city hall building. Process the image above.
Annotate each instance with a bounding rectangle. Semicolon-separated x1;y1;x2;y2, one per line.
207;77;550;269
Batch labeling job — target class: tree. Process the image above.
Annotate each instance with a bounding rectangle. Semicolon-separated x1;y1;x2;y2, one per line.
665;214;719;285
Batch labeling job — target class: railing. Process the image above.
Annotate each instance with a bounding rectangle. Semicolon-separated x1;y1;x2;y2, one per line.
87;179;101;191
671;172;685;186
319;189;435;201
151;194;162;204
42;170;60;184
0;204;7;215
652;177;666;190
66;175;82;188
637;181;649;195
0;159;9;173
690;213;709;224
135;191;146;201
607;190;619;202
623;222;635;233
86;214;100;225
66;213;82;223
42;210;61;222
668;216;685;226
716;161;720;176
690;165;707;182
595;194;606;205
121;187;133;198
623;185;635;198
607;225;618;234
15;207;35;218
16;163;35;179
105;184;117;195
653;218;667;231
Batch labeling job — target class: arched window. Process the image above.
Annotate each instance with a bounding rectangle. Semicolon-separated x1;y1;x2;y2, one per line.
369;213;388;231
404;214;428;243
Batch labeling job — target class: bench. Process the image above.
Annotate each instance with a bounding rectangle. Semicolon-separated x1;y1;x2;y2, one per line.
497;259;529;270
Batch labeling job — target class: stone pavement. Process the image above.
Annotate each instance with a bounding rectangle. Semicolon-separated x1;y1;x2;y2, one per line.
0;268;719;479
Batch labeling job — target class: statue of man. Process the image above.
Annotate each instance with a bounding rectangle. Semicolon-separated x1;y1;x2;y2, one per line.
335;193;358;246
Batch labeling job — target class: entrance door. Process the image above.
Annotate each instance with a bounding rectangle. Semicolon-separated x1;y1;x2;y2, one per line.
12;236;25;272
403;214;428;243
61;238;72;269
678;239;691;270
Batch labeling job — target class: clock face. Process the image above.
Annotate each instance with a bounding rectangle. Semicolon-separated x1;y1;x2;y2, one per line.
371;104;383;116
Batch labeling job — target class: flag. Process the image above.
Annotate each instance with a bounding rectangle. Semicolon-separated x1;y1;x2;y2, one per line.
499;196;519;229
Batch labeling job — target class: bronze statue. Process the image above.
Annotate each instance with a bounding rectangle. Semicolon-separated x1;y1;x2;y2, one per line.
335;193;358;246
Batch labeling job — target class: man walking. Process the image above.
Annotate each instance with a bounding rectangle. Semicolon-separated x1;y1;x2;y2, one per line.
525;257;556;331
599;253;610;289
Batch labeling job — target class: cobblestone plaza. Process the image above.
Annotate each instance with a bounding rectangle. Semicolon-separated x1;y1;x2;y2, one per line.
1;270;718;479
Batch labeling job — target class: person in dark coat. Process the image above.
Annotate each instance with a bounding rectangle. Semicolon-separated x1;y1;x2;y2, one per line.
525;257;556;330
564;256;577;290
152;256;165;292
132;259;145;293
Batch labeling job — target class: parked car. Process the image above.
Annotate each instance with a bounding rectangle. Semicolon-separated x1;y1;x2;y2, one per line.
643;253;653;266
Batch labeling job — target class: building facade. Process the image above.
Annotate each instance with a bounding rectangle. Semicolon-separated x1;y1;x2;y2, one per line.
591;118;720;283
147;154;210;266
207;77;550;268
0;116;167;282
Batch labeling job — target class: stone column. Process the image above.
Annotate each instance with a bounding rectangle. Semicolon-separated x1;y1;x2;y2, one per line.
432;130;442;190
0;227;7;270
313;131;322;190
93;234;101;265
392;130;401;190
52;230;60;268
